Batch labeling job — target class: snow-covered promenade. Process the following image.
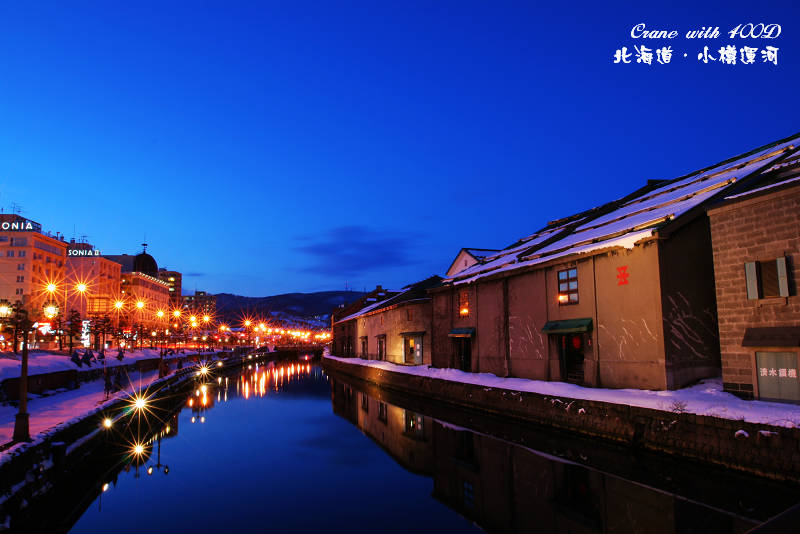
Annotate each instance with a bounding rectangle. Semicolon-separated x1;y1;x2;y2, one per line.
0;349;205;446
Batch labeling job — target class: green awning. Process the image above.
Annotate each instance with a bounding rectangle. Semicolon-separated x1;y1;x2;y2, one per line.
448;327;475;338
541;318;593;334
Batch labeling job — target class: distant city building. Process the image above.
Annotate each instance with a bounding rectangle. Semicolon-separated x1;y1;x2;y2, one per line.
0;214;67;315
65;239;121;317
158;268;183;306
182;290;216;316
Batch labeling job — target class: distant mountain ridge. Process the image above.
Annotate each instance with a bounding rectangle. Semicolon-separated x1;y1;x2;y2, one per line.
215;290;366;327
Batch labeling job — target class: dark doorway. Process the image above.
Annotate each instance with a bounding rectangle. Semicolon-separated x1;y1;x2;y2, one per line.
560;334;585;384
377;337;385;361
454;337;472;372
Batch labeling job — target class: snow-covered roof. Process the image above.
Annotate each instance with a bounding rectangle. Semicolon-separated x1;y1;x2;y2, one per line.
464;248;499;259
446;133;800;286
719;147;800;202
334;276;442;323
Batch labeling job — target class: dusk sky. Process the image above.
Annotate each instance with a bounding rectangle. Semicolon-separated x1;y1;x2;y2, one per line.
1;1;798;297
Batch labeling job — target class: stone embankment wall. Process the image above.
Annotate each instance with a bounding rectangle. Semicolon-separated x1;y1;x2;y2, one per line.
323;357;800;481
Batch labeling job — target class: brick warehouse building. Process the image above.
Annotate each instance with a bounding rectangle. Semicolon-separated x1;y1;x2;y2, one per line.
431;133;800;390
708;149;800;403
332;276;441;365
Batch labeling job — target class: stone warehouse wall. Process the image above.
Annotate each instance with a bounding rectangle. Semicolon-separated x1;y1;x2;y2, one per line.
709;184;800;399
323;357;800;481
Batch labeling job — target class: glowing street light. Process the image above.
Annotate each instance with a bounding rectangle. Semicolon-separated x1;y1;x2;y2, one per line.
76;283;87;293
115;300;124;310
136;301;145;310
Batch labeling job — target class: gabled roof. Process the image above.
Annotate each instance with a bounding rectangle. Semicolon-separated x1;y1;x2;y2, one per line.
445;248;502;277
446;132;800;286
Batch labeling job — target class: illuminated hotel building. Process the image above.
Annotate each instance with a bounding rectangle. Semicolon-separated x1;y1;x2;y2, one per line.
0;215;68;315
105;246;171;326
65;240;122;317
158;268;182;306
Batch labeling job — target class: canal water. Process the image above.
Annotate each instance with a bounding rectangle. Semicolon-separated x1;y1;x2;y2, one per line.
40;359;800;533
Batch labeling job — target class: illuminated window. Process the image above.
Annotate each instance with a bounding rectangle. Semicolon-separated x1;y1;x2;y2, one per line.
558;268;578;305
458;290;470;317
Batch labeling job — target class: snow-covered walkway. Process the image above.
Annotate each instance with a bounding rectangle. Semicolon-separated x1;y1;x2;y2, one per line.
0;366;167;444
325;355;800;429
0;348;206;381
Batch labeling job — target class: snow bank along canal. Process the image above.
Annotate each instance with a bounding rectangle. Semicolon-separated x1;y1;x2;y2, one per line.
4;359;800;533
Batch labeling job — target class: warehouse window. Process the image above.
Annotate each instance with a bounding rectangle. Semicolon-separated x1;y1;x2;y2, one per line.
458;290;470;317
558;268;579;304
745;258;790;299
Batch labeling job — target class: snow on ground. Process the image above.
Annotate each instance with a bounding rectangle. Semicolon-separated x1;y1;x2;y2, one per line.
0;348;205;381
0;366;167;444
325;355;800;429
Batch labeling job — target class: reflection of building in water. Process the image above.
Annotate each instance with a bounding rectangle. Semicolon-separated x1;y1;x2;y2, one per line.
331;379;358;425
331;378;761;533
431;419;759;533
357;392;434;475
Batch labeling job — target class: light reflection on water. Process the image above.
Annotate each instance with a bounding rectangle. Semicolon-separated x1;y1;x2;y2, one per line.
66;360;476;534
13;357;793;534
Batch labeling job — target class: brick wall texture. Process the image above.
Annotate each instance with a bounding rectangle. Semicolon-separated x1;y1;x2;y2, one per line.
708;184;800;399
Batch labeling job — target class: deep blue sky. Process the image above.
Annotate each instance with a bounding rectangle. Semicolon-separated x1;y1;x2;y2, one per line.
1;1;798;296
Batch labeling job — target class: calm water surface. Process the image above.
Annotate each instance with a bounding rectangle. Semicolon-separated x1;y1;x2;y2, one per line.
55;360;800;534
68;362;478;534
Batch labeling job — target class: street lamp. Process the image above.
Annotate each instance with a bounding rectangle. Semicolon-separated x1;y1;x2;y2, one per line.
135;300;145;349
8;301;33;442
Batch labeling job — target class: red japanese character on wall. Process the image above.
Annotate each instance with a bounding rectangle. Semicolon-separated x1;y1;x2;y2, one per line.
617;266;629;285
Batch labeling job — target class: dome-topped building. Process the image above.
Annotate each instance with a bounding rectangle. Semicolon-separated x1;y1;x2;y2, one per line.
133;244;158;277
103;244;172;322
